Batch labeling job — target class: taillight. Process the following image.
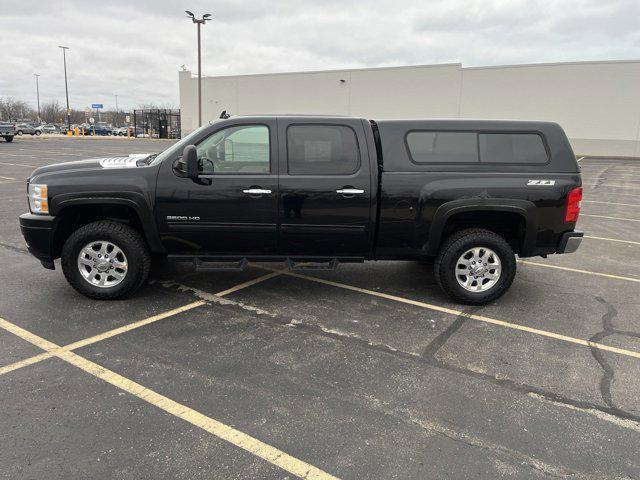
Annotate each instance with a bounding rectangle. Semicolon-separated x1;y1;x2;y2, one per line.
565;187;582;222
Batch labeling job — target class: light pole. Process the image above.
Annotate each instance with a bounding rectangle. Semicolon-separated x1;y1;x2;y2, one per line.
58;46;71;131
114;94;119;127
185;11;211;127
34;74;41;123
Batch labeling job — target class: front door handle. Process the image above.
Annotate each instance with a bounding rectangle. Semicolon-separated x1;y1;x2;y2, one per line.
336;188;365;195
243;188;272;195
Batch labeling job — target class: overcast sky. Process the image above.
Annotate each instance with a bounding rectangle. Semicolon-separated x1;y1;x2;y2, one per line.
1;0;638;111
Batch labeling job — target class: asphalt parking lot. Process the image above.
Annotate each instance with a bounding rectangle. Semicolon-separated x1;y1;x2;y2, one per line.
1;136;640;479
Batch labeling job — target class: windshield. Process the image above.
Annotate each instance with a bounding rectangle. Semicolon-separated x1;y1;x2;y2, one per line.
149;121;221;165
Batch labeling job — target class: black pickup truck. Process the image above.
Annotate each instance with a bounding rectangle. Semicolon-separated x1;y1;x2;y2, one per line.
19;116;583;304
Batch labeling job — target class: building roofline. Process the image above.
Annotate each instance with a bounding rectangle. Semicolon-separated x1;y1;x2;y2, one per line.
192;62;463;80
185;58;640;80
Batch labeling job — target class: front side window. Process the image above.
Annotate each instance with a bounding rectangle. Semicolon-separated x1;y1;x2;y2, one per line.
196;125;270;174
287;125;360;175
406;131;479;163
479;133;548;164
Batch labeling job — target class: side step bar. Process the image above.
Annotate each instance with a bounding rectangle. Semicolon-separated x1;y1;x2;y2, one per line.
285;258;339;271
167;255;362;271
194;258;248;272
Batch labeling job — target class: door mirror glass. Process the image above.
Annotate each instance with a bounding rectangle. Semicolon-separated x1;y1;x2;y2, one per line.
183;145;199;181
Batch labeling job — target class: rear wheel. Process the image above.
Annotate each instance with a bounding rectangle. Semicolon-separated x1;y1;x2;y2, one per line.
4;136;13;143
434;228;516;305
35;130;41;136
16;130;23;135
61;221;150;299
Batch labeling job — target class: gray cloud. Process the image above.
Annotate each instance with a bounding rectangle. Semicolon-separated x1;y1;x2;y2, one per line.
1;0;638;111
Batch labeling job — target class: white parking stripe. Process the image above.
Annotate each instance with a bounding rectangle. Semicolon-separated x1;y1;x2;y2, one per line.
518;261;640;283
584;236;640;246
581;213;640;223
583;200;639;207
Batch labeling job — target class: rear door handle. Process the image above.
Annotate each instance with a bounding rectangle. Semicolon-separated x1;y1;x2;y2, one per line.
243;188;272;195
336;188;365;195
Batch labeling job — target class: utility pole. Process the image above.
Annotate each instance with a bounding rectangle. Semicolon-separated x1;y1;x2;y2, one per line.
58;46;71;131
185;11;211;127
34;74;41;123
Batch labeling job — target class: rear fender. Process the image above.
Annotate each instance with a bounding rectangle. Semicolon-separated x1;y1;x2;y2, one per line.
424;198;537;256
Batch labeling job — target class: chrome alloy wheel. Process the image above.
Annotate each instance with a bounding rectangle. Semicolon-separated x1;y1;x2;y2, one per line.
455;247;501;292
77;240;128;288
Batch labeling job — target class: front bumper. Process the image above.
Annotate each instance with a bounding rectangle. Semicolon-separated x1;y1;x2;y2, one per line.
19;213;56;269
556;231;583;254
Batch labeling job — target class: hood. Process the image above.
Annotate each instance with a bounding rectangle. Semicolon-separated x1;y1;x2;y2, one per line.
29;153;153;178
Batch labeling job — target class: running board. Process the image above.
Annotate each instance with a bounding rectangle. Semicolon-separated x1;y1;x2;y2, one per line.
194;258;248;272
285;258;339;271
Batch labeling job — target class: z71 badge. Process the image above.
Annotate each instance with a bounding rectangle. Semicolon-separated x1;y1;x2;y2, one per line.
527;179;556;186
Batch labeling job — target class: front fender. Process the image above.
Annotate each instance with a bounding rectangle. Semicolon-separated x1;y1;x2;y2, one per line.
53;193;164;253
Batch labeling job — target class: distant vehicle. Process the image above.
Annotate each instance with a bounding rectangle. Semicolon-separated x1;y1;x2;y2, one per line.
15;123;41;136
38;124;58;134
112;127;129;136
80;125;112;136
1;122;15;142
19;116;583;303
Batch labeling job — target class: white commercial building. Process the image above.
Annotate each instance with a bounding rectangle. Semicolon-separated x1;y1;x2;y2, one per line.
179;60;640;157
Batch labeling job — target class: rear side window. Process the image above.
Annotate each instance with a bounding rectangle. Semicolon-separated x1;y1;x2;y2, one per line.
287;125;360;175
406;132;478;163
479;133;548;164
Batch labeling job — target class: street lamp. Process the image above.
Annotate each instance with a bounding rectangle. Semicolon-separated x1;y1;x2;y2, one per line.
185;10;211;127
34;74;41;123
58;46;71;131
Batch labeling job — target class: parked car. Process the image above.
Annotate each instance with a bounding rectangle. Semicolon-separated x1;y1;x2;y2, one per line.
80;125;112;136
15;123;41;136
112;127;130;136
1;122;15;142
19;116;583;303
38;124;58;134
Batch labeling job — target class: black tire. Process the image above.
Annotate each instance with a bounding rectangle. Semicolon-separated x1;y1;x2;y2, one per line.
434;228;516;305
35;130;42;136
61;221;150;299
16;130;23;135
4;136;13;143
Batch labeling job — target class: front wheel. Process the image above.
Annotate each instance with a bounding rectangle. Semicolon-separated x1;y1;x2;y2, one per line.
434;228;516;305
61;221;150;299
35;130;42;136
16;130;23;135
4;136;13;143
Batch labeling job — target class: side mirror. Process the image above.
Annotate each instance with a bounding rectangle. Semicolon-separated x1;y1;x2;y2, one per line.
183;145;199;181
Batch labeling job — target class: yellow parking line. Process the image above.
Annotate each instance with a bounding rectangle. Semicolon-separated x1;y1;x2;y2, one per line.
582;213;640;223
518;261;640;283
256;267;640;360
584;236;640;246
583;200;639;207
0;271;282;377
0;317;338;480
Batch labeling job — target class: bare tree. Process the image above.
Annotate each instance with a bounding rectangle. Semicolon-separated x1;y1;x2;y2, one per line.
40;100;65;124
0;97;34;122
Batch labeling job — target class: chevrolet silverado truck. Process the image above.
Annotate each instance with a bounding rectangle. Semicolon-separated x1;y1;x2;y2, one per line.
1;122;15;142
19;116;583;304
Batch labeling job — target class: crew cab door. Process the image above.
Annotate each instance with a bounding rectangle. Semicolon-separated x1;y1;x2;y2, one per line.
277;118;373;257
155;119;278;254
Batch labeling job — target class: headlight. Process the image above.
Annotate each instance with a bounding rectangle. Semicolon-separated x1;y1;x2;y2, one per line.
28;183;49;214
